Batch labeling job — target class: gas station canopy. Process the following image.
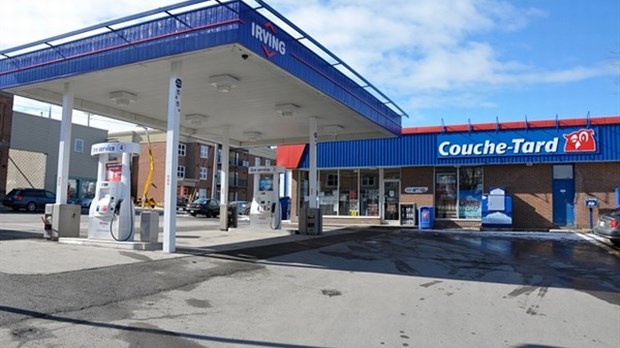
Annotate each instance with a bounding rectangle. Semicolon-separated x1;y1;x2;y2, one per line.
0;0;405;146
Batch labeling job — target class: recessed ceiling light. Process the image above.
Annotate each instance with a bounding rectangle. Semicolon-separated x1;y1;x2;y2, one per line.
109;91;137;106
208;74;239;93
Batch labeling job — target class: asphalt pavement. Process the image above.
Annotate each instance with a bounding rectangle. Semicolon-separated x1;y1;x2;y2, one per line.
1;210;619;348
0;210;355;275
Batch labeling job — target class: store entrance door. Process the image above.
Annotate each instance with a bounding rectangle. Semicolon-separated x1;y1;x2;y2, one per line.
552;165;575;227
384;180;400;224
553;179;575;226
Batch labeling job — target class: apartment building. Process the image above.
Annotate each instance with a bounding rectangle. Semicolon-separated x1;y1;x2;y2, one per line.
109;129;276;206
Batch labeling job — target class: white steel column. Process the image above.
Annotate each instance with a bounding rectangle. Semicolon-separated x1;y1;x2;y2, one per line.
55;82;74;204
219;126;230;231
211;143;218;199
308;117;318;209
163;61;183;253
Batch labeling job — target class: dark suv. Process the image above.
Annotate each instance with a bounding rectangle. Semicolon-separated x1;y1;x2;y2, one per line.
2;188;56;212
187;198;220;218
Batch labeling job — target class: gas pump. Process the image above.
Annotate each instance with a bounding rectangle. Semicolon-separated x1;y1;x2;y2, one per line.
249;166;285;230
88;142;140;241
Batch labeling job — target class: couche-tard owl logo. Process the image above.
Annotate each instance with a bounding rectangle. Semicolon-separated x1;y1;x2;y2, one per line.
563;129;596;152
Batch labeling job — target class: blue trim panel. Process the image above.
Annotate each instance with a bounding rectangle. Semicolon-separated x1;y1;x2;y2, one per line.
0;1;401;136
0;3;241;88
236;3;400;135
299;124;620;168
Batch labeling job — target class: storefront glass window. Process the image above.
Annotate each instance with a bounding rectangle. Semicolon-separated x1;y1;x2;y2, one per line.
435;167;483;219
360;169;379;216
338;170;359;216
319;170;338;216
458;167;483;219
435;169;457;218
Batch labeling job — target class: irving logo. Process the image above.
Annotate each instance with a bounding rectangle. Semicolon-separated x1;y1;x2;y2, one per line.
563;129;596;152
251;22;286;58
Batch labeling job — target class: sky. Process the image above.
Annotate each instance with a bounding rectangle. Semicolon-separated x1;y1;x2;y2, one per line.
1;0;618;130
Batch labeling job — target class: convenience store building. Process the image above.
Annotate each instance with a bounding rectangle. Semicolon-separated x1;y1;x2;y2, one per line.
278;116;620;230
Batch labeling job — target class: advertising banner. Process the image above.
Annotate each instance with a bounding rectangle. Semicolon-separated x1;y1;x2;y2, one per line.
437;127;598;159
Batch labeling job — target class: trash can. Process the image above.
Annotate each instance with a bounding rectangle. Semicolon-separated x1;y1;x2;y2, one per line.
227;204;238;228
140;211;159;243
418;206;434;229
279;197;290;220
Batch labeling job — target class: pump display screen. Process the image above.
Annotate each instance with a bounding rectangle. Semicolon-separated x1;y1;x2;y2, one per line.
106;163;122;182
259;175;273;191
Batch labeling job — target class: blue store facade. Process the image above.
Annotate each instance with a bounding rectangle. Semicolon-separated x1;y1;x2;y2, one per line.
278;116;620;230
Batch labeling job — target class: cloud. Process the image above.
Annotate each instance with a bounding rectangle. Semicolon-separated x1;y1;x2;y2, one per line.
0;0;177;50
269;0;612;115
3;0;615;123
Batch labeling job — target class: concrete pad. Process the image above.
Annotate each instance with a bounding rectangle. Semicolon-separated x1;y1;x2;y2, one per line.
0;239;183;275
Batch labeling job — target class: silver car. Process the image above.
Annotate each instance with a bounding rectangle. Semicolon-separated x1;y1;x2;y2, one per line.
593;208;620;246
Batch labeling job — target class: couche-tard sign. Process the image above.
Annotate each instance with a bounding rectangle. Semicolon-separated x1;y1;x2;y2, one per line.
437;128;597;158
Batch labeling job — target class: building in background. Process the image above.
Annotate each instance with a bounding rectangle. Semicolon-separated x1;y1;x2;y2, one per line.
1;108;108;201
0;95;276;208
0;92;13;198
109;129;276;207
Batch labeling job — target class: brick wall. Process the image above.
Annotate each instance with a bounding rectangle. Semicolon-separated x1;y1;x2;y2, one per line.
401;167;434;206
574;162;620;228
485;164;553;230
0;93;13;198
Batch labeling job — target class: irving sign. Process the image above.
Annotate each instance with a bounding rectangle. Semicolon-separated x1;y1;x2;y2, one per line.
437;128;598;158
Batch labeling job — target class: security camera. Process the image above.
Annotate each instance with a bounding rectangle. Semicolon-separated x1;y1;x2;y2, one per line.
241;54;249;60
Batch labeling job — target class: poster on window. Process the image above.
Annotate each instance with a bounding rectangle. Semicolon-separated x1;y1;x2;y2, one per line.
459;190;482;219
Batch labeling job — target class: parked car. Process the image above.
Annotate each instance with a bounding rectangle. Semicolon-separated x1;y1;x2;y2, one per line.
187;198;220;218
229;200;251;215
593;208;620;246
2;188;56;212
80;196;94;209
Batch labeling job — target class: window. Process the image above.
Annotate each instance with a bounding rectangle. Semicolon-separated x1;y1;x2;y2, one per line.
265;159;271;166
242;160;249;167
338;170;359;216
255;157;261;166
177;165;185;179
199;167;208;180
319;170;338;215
200;145;209;159
458;167;483;219
361;175;375;187
326;174;338;187
312;169;378;217
553;164;573;179
74;138;84;153
231;172;239;186
435;166;483;219
360;169;379;216
178;143;186;156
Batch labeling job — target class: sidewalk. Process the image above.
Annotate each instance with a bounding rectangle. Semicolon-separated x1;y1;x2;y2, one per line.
0;212;346;275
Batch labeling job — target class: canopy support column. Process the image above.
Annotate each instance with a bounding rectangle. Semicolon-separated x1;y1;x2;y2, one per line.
163;60;183;253
219;126;230;231
56;82;74;204
308;117;318;209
